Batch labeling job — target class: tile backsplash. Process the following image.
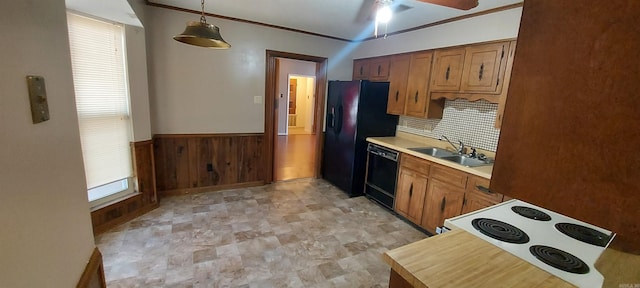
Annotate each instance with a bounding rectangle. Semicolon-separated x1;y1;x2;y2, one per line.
397;99;501;152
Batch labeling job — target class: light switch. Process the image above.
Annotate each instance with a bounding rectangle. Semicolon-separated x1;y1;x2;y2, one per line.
253;96;263;104
26;75;50;124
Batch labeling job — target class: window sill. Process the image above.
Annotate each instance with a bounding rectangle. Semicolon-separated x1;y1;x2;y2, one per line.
90;191;140;212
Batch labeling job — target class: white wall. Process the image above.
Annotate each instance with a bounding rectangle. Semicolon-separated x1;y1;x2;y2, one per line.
125;24;153;141
354;8;522;58
0;1;96;287
305;77;316;133
277;59;316;134
144;6;354;134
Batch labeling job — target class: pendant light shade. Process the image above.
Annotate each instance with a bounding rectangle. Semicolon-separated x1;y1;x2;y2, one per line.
173;0;231;49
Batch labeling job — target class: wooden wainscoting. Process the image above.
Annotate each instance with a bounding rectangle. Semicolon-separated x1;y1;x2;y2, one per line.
90;140;159;235
154;133;264;197
76;248;106;288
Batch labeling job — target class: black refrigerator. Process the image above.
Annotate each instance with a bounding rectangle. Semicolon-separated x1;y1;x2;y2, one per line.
321;80;399;196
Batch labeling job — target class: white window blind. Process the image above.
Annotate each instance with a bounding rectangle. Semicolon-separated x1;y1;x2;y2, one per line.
67;13;133;191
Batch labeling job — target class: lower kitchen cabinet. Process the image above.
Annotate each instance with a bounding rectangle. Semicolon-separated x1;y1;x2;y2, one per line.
421;178;465;233
461;175;503;214
395;169;428;224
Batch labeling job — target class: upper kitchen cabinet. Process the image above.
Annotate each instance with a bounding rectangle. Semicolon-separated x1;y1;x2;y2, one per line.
430;48;465;92
352;59;370;80
352;56;391;81
405;51;444;119
460;42;510;94
386;54;411;115
430;41;514;104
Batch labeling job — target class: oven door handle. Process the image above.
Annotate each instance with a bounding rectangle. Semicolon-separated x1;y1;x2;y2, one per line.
368;149;398;162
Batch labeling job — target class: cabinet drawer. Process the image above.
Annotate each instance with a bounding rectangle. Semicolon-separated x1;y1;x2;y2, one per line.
467;176;502;203
430;164;467;188
400;154;430;176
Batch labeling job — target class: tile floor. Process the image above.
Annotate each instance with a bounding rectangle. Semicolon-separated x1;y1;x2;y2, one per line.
97;178;427;288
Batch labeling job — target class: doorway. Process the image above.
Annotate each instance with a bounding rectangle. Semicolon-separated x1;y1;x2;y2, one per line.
263;51;328;183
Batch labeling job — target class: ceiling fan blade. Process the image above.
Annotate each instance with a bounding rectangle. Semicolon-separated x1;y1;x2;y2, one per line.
355;0;378;23
415;0;479;10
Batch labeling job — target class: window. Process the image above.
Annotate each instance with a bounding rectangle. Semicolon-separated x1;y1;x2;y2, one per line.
67;13;134;207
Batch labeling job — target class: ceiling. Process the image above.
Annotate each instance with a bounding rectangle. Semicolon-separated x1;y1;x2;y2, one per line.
66;0;142;27
149;0;523;41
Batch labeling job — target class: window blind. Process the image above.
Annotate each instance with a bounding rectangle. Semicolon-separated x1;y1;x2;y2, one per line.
67;13;133;190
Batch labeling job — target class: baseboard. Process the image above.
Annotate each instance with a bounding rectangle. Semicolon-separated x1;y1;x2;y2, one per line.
158;181;265;197
76;248;106;288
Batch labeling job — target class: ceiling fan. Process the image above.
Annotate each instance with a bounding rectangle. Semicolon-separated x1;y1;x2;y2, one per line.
416;0;479;10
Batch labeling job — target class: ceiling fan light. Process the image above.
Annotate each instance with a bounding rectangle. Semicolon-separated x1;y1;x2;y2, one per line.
376;5;393;23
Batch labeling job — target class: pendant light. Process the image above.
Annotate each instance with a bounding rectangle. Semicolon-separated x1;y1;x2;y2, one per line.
174;0;231;49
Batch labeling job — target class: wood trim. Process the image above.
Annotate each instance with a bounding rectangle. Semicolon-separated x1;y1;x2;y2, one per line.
158;181;264;197
264;50;328;183
430;92;500;103
154;133;263;139
91;194;159;235
145;1;351;42
133;139;153;146
76;248;106;288
358;3;524;42
145;1;522;43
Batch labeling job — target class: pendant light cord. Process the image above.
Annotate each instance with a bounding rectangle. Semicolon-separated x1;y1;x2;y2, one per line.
200;0;207;24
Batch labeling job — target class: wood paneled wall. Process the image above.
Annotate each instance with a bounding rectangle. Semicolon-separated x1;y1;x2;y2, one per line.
154;133;264;196
91;140;159;234
490;0;640;253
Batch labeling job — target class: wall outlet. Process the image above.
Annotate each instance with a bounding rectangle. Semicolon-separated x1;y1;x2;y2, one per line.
253;96;262;104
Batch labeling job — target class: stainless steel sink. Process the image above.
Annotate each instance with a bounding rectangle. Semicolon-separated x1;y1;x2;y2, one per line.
439;155;492;167
408;147;455;158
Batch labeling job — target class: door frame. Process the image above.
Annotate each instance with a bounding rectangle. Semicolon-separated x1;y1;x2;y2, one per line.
264;50;328;183
288;74;317;134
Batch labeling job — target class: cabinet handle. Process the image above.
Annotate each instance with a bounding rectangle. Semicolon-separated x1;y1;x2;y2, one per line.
414;91;418;103
476;185;493;195
445;65;450;80
409;183;413;198
395;91;399;101
359;66;363;75
479;63;484;80
441;197;446;212
378;65;381;75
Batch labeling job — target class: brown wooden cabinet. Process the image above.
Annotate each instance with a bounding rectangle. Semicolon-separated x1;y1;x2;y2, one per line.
352;56;390;81
461;175;503;214
369;57;391;81
420;164;468;233
430;48;466;92
460;42;510;94
386;54;411;115
395;154;431;225
405;51;444;119
352;59;370;80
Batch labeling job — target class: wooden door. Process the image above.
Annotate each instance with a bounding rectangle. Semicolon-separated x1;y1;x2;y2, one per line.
369;57;391;81
353;59;370;80
430;48;465;92
460;42;509;93
421;179;465;233
386;55;411;115
395;169;428;224
404;51;443;118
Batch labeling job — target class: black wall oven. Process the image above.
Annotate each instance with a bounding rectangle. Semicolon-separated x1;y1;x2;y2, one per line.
364;143;399;210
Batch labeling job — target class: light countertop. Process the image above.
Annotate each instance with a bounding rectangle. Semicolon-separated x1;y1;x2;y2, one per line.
366;133;494;179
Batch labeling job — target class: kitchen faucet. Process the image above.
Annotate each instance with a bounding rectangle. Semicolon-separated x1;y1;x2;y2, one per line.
440;135;465;154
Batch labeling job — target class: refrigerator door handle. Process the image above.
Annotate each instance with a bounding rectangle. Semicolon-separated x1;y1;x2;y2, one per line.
327;106;335;128
335;105;344;134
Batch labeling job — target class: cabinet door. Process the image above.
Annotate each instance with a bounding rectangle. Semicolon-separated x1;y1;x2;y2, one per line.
461;176;502;214
386;55;411;115
421;179;465;233
460;42;510;93
353;59;370;80
369;57;391;81
430;48;465;92
405;52;442;118
395;169;428;224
